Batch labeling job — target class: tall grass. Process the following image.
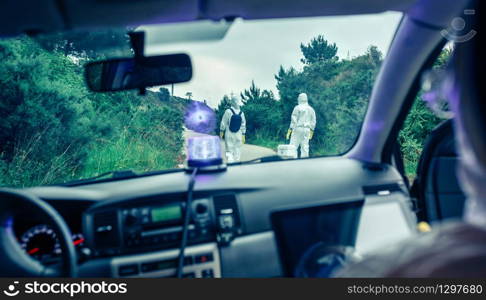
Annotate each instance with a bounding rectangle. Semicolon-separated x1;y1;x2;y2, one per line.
0;132;80;187
0;124;183;187
78;127;181;179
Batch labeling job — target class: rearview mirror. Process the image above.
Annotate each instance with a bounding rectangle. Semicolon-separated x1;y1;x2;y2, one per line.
85;53;192;92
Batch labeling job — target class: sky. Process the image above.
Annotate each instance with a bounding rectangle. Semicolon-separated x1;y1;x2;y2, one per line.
146;12;402;108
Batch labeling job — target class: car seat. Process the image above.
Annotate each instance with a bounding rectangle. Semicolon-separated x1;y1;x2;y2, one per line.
411;119;466;223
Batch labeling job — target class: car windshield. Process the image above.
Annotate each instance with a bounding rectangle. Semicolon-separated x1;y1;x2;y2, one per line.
0;13;401;187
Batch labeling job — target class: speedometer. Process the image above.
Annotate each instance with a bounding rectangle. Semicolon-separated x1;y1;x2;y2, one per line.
19;224;86;264
20;224;62;263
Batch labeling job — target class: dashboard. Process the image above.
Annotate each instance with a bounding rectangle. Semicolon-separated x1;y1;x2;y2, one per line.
15;157;417;278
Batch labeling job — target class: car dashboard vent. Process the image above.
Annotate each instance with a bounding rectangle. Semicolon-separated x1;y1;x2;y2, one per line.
93;210;120;249
362;183;403;196
213;194;240;223
212;194;242;244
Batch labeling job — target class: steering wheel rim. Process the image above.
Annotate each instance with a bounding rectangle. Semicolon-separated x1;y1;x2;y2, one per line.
0;188;77;277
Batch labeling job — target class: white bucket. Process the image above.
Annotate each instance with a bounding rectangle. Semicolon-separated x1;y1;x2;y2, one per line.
277;144;297;159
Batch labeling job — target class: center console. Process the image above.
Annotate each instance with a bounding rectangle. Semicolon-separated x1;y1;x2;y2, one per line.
83;193;242;278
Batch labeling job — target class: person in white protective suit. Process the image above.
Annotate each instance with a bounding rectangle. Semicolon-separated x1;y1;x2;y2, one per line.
220;95;246;163
336;4;486;277
286;93;316;158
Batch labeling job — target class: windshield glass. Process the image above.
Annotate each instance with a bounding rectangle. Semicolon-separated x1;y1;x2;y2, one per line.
0;13;401;187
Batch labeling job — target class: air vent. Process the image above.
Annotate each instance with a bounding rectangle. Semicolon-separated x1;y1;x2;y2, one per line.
363;183;403;196
213;194;240;224
93;210;120;248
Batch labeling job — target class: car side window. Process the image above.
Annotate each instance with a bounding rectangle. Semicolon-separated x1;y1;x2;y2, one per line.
398;47;452;182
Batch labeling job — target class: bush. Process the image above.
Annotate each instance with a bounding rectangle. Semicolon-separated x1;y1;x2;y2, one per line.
0;36;185;187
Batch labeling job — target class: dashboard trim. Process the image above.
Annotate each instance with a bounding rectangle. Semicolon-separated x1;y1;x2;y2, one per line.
111;242;221;278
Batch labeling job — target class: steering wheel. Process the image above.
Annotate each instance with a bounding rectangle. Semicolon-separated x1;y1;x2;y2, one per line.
0;188;77;277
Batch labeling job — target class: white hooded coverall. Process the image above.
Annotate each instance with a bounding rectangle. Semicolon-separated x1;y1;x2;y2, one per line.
289;93;316;158
220;97;246;163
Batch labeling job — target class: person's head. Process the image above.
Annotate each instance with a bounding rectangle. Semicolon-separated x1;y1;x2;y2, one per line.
298;93;308;105
448;1;486;227
230;95;241;109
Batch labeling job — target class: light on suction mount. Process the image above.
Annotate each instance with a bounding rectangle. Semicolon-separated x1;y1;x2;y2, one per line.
186;135;226;171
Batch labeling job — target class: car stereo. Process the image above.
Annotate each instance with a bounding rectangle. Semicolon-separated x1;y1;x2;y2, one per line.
122;199;213;249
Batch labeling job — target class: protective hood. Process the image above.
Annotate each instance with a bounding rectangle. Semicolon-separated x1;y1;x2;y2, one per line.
298;93;309;105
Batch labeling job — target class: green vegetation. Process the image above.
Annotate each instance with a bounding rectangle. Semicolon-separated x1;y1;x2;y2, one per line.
0;34;186;187
0;30;449;188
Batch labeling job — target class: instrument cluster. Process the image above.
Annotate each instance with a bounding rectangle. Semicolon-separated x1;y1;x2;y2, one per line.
17;224;85;264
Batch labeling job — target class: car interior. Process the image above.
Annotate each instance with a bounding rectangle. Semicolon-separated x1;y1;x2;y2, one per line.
412;119;465;223
0;0;474;278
